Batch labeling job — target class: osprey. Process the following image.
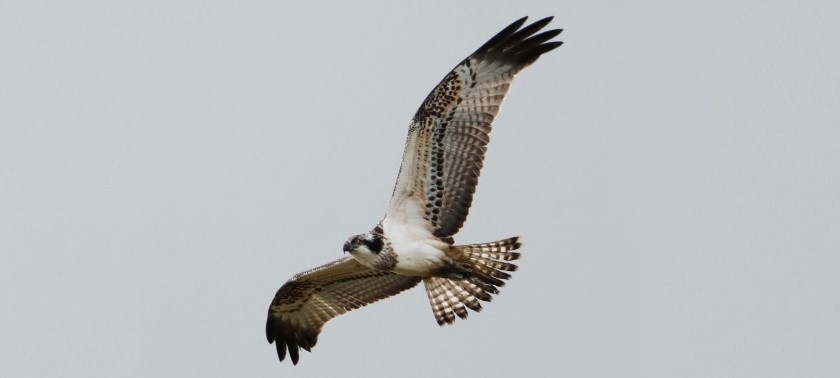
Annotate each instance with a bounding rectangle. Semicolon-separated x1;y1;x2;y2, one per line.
266;16;562;365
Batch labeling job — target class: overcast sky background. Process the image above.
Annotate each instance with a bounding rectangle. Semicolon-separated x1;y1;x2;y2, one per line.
2;1;839;377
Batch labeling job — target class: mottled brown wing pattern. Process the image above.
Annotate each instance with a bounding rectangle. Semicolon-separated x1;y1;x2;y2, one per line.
387;17;563;238
265;257;421;365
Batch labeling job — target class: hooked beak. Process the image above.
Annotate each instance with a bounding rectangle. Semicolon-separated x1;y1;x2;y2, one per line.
343;241;352;254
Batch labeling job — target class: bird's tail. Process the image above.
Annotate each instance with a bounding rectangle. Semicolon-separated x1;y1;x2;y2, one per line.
423;236;522;325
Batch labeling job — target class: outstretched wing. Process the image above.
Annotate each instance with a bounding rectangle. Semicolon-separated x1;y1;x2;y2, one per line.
266;257;421;364
386;17;563;238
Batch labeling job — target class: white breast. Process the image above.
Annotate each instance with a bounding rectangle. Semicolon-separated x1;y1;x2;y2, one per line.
382;203;451;276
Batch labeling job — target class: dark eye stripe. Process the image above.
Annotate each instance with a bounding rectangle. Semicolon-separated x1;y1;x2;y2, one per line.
362;237;384;253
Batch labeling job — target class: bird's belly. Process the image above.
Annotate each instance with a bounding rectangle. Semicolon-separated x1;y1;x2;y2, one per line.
391;241;450;276
382;216;451;276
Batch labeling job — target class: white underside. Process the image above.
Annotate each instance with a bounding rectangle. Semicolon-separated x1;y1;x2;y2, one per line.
381;197;452;276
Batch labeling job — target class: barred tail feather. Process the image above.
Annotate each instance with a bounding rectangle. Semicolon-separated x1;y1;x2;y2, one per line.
423;236;522;326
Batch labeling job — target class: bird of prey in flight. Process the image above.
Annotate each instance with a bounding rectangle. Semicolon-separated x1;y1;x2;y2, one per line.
266;16;563;365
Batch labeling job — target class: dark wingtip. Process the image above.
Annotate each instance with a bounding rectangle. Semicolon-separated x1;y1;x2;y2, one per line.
265;316;275;343
473;16;529;56
471;16;563;67
272;335;287;363
267;313;307;365
287;337;300;365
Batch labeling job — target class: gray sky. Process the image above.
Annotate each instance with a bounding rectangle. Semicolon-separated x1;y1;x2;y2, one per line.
2;1;839;377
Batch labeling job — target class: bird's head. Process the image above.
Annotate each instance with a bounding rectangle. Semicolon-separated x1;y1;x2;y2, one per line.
343;232;384;256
